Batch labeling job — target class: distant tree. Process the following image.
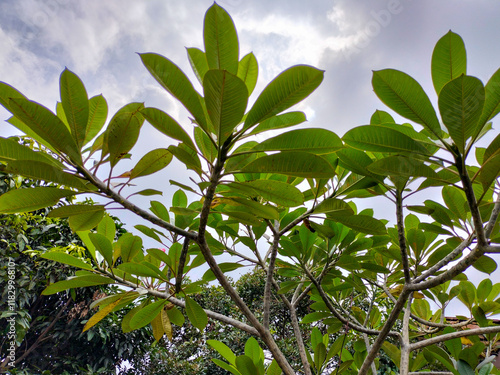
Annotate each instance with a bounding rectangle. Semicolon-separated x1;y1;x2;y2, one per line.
0;170;152;374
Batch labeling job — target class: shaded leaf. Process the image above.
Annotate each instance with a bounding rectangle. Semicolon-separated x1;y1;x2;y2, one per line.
40;252;93;271
0;187;76;214
185;295;208;331
130;148;173;179
42;275;114;295
84;94;108;145
129;299;167;330
431;31;467;94
248;111;306;136
237;52;258;96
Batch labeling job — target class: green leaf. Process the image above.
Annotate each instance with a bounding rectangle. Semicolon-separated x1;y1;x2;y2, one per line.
248;112;306;136
134;189;163;197
343;125;431;154
0;136;64;168
330;214;387;235
244;337;264;365
89;233;114;267
367;156;438;179
370;110;395;125
185;295;208;331
221;197;279;220
166;306;185;327
438;75;485;152
150;200;170;222
83;296;123;333
203;262;245;282
129;299;167;330
472;255;497;275
381;341;400;368
372;69;442;138
42;275;114;295
204;3;239;75
457;359;475;375
1;160;92;190
235;355;259;375
187;47;209;85
211;358;242;375
141;107;196;150
60;68;89;148
244;65;324;130
237;52;258;96
222;210;261;226
106;103;145;167
252;128;342;154
239;152;335;178
458;281;476;310
0;187;76;213
168;144;202;175
117;233;143;263
478;67;500;127
40;252;93;271
8;98;82;163
49;204;105;218
230;179;303;207
314;342;327;371
140;53;208;132
267;359;282;375
0;81;26;112
203;69;248;142
442;186;467;221
207;340;237;365
314;198;354;215
130;148;172;179
431;31;467;94
69;210;104;231
84;95;108;145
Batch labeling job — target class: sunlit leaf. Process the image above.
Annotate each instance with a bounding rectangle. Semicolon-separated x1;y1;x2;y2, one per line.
42;275;114;295
84;94;108;145
0;187;76;214
40;252;93;271
130;148;173;179
237;52;258;95
129;299;167;330
431;31;467;94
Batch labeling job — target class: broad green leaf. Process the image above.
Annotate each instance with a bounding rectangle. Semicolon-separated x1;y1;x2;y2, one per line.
222;210;262;226
248;111;306;136
49;204;105;218
245;337;264;366
0;137;64;168
60;68;89;148
0;81;26;112
107;103;145;167
237;52;258;96
140;53;208;131
212;358;242;375
477;67;500;128
267;360;282;375
442;186;467;221
329;214;386;235
252;128;342;154
8;98;82;163
0;187;75;213
244;65;324;130
370;110;395;125
135;225;162;243
116;234;142;263
83;296;123;333
239;152;335;178
97;215;116;243
118;262;161;279
235;355;259;375
372;69;442;138
141;107;196;150
203;69;248;142
194;126;217;162
367;156;438;178
431;31;467;94
84;95;108;145
89;233;114;267
337;148;378;178
230;179;303;207
457;359;475;375
204;3;239;74
220;197;279;220
207;340;237;365
69;210;104;231
130;148;172;179
187;47;209;85
166;306;185;326
458;281;476;310
42;275;114;295
185;295;208;331
168;144;202;175
129;299;167;330
477;279;492;302
478;153;500;191
314;198;353;215
40;252;93;271
203;262;245;282
381;341;400;368
1;160;92;190
343;125;431;154
150;201;170;222
314;342;327;372
438;75;484;152
472;255;497;274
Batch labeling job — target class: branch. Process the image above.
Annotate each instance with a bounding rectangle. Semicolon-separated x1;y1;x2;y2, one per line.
175;236;190;294
409;325;500;351
77;165;197;241
485;191;500;239
263;223;280;330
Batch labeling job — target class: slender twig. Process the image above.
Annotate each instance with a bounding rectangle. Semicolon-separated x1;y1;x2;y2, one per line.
263;222;280;330
175;236;190;294
396;191;411;284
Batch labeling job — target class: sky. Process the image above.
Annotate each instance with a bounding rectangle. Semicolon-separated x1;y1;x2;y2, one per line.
1;0;500;313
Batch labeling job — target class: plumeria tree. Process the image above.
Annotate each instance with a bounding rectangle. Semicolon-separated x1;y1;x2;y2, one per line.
0;3;499;374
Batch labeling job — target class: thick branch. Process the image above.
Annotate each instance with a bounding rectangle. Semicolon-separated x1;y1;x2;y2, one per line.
410;325;500;351
400;294;413;375
263;225;280;330
77;165;197;241
175;236;190;294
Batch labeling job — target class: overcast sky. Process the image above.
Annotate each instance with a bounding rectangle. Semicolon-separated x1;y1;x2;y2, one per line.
1;0;499;312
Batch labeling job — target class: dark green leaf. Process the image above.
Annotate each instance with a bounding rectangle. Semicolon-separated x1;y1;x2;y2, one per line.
185;295;208;331
89;233;114;267
49;204;105;218
0;187;76;213
69;210;104;231
129;299;167;330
